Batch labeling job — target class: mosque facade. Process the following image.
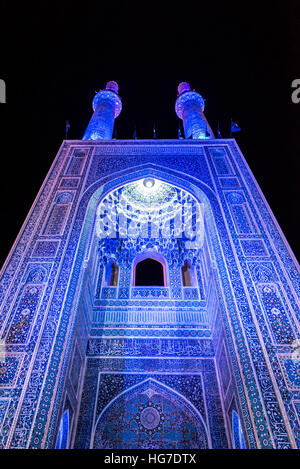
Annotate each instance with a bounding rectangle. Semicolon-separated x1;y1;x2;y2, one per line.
0;81;299;449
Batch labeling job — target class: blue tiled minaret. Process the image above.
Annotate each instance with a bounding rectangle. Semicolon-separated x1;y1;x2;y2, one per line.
83;81;122;140
175;82;214;139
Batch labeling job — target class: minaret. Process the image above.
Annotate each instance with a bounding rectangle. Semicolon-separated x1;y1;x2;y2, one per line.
175;82;214;139
83;81;122;140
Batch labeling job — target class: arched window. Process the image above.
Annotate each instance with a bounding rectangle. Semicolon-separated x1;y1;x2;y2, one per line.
103;260;119;286
109;261;119;286
181;260;192;286
181;260;197;287
135;258;165;286
55;409;69;449
232;411;246;449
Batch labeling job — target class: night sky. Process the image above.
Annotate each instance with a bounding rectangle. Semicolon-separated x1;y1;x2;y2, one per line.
0;1;299;267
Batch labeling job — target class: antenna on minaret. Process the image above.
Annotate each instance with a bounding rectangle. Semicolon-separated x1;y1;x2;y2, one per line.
178;121;183;139
65;120;70;139
153;123;157;139
133;125;137;139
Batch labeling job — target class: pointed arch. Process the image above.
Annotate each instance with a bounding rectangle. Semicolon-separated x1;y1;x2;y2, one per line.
132;250;167;286
46;162;254;449
135;258;164;286
232;411;246;449
91;378;210;449
55;409;70;449
103;259;119;286
83;166;214;265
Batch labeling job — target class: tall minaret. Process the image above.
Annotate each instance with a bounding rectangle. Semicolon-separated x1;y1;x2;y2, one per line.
83;81;122;140
175;82;214;139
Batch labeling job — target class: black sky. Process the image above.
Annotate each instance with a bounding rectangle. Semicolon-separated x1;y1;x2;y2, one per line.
0;0;299;266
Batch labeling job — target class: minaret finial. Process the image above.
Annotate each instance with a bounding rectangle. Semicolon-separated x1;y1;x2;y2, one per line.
82;81;122;140
177;82;191;95
105;81;119;93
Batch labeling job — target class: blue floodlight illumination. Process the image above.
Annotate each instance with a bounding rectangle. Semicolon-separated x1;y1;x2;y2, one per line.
83;81;122;140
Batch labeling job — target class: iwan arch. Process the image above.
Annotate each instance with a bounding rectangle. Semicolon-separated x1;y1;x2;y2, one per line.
0;82;299;449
